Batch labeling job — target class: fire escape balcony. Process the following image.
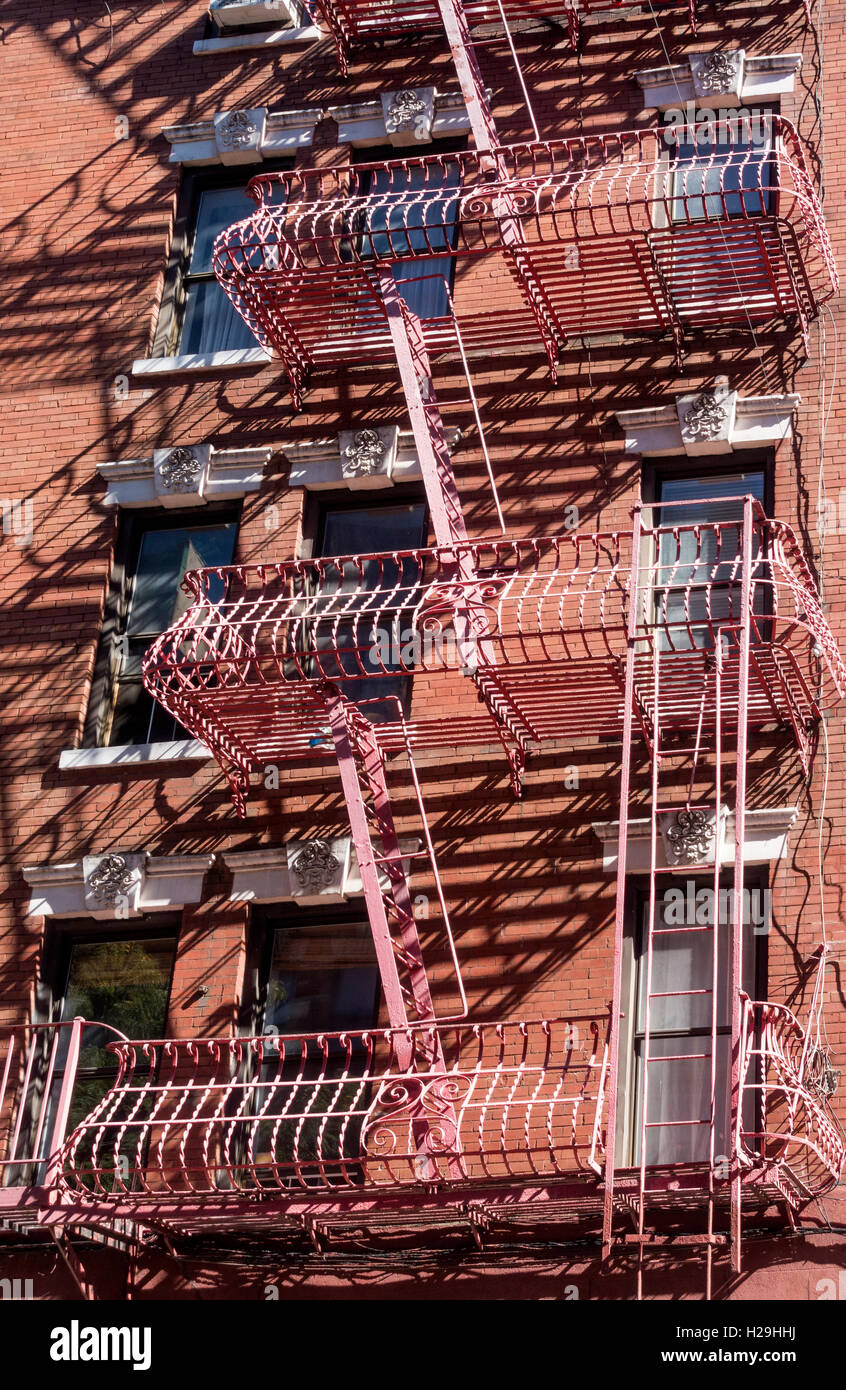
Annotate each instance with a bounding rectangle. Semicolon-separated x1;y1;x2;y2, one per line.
212;120;837;403
1;1002;840;1236
739;998;844;1209
141;512;846;807
304;0;698;72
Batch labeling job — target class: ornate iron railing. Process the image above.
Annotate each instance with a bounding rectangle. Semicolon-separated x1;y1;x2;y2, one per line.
58;1015;610;1196
212;120;837;396
140;512;846;803
739;998;844;1204
305;0;697;73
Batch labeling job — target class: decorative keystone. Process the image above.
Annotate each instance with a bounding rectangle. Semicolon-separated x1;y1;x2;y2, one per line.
676;377;737;455
213;108;266;164
83;853;145;917
338;426;398;489
658;809;721;867
152;444;211;506
690;50;745;102
381;88;436;147
286;838;351;903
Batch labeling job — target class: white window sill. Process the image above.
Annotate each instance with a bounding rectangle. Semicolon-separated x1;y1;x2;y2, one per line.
194;26;320;55
132;349;271;379
59;741;213;770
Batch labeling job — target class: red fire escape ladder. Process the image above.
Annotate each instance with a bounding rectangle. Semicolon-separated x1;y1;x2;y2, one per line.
433;0;500;155
379;271;469;550
602;499;765;1297
322;686;469;1030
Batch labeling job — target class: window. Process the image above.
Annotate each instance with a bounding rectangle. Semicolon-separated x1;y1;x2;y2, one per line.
313;500;428;720
263;918;380;1037
670;112;775;223
250;914;380;1186
92;512;238;746
626;877;762;1166
178;184;263;354
25;932;178;1180
356;149;462;321
209;1;303;36
652;466;767;652
56;934;177;1133
157;169;291;358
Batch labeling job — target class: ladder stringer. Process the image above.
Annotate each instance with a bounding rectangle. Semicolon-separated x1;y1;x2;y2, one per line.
601;505;644;1261
730;498;756;1275
434;0;501;155
379;269;468;550
323;685;436;1033
322;684;467;1179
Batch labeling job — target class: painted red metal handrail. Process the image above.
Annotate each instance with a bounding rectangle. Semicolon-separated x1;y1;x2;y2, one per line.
738;997;844;1203
58;1015;610;1197
140;514;846;805
212;120;837;398
0;1020;125;1192
305;0;696;73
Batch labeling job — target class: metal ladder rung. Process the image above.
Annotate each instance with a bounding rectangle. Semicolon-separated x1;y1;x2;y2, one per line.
647;987;712;998
643;1118;710;1129
646;1051;711;1063
652;925;717;936
371;850;430;866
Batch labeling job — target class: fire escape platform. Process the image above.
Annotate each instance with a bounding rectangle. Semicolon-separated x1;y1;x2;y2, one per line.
307;0;696;68
142;519;846;794
212;122;837;397
3;998;838;1246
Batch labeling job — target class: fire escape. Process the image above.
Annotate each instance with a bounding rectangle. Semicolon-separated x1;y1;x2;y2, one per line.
1;0;842;1299
304;0;703;75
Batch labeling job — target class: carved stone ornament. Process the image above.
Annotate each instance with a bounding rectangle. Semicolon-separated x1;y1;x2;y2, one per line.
213;108;266;165
678;390;728;443
86;854;138;905
157;447;203;492
380;88;436;146
386;90;427;132
662;809;714;866
291;840;341;892
342;429;385;478
690;50;744;100
218;110;258;149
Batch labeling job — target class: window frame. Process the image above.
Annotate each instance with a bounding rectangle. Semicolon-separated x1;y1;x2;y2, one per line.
618;870;768;1169
640;453;773;654
25;923;180;1177
310;492;429;719
152;161;294;359
84;502;241;748
351;139;466;324
663;103;780;228
241;902;384;1040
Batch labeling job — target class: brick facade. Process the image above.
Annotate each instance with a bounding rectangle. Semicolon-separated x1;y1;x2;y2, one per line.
1;0;844;1300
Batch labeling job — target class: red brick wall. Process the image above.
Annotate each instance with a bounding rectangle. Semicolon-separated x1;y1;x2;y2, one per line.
0;0;844;1297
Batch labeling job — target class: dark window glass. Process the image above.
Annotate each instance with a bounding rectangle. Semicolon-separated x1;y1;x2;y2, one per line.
671;118;774;222
315;503;427;720
654;469;766;651
360;160;461;320
108;520;237;746
52;936;177;1156
179;185;260;354
264;921;379;1038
